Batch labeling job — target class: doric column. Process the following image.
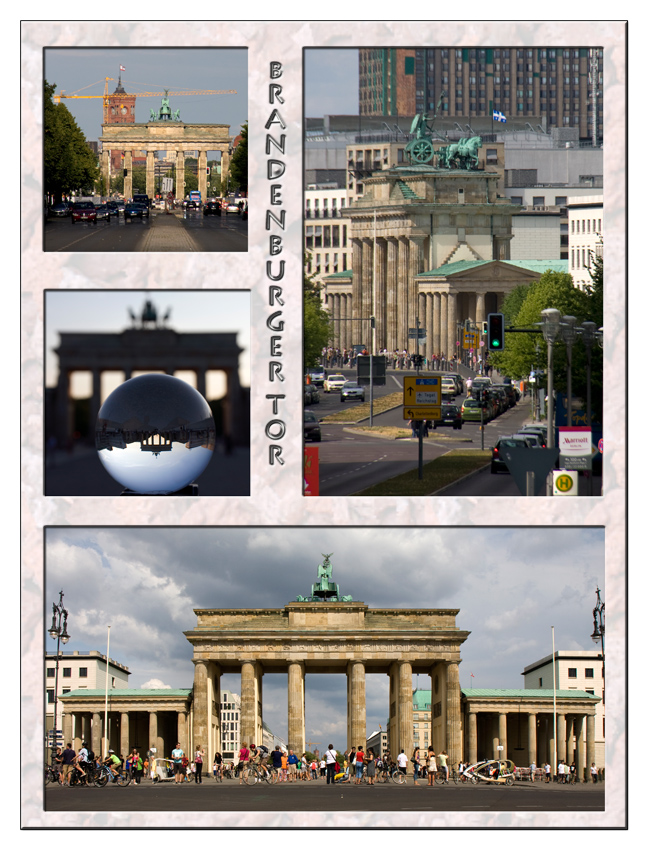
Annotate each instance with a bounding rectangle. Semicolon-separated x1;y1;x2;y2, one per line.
425;293;434;361
375;238;387;352
120;712;130;758
55;364;71;446
240;661;263;748
574;715;585;782
149;711;159;758
101;149;111;195
192;660;211;762
196;368;207;399
361;238;373;345
585;714;596;780
408;236;425;345
351;238;364;348
220;149;230;193
340;293;348;352
498;712;508;761
92;712;102;758
386;237;399;352
432;292;441;359
123;150;133;200
439;292;448;357
528;713;537;766
398;661;413;764
397;237;409;351
287;661;305;755
565;715;574;764
418;292;427;359
346;661;366;752
329;292;338;349
476;291;486;326
198;150;208;199
176;151;185;202
146;150;156;198
557;713;566;764
90;368;102;433
177;711;187;753
467;710;478;764
446;661;462;766
62;710;73;746
447;291;458;362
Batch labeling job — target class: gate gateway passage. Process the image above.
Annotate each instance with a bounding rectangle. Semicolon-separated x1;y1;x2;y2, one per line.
184;555;470;769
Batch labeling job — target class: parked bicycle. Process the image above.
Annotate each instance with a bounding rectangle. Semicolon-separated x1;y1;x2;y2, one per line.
44;764;61;786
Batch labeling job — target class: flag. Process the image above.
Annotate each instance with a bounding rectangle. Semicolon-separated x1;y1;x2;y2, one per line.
120;65;126;72
470;672;475;678
493;110;506;123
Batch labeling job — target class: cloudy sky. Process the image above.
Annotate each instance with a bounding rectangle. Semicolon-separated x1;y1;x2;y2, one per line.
45;289;250;401
45;526;604;746
44;47;248;148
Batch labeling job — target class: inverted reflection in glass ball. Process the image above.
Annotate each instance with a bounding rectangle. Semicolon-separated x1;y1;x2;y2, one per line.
95;374;215;494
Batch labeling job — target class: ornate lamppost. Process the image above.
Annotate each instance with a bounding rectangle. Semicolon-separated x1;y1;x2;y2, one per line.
591;586;605;679
48;590;70;762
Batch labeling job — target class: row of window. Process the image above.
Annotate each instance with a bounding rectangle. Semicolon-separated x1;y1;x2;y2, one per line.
572;218;602;234
305;225;348;250
47;667;87;677
306;252;349;276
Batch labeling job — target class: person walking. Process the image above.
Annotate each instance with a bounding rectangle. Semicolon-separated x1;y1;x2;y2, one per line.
131;750;143;785
412;747;421;786
354;746;365;784
194;745;204;784
590;763;598;783
287;749;298;782
427;748;437;786
237;742;250;785
438;750;449;782
366;748;376;785
325;744;337;785
60;742;76;786
397;749;408;777
171;742;185;785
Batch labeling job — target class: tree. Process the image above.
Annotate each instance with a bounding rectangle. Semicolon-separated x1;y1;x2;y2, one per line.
44;81;98;202
304;257;331;370
229;122;248;193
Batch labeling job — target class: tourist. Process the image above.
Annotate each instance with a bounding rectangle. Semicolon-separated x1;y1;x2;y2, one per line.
60;742;76;786
194;745;204;784
171;742;185;785
529;760;536;782
397;749;408;776
287;749;298;782
590;762;598;783
237;741;250;785
412;747;421;786
325;744;337;785
280;749;288;782
366;748;376;785
438;750;449;782
427;748;437;786
354;746;365;784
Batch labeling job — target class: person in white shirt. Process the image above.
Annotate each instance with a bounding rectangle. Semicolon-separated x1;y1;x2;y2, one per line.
396;749;408;776
325;744;337;785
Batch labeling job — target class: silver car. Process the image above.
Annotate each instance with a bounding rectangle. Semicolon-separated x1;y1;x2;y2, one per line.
340;381;365;402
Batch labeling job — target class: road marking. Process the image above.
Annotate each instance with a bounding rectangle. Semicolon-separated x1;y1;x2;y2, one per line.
391;376;403;388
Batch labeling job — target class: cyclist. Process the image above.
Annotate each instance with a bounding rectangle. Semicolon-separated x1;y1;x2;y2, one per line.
250;742;270;779
103;749;122;781
212;751;223;781
75;741;90;782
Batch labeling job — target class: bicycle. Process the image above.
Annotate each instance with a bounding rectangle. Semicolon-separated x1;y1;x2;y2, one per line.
44;764;62;786
94;764;131;787
390;767;407;785
242;763;279;785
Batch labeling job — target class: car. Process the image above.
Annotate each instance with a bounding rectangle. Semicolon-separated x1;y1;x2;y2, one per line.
323;374;347;393
94;204;112;221
491;435;536;473
471;377;492;393
307;368;326;386
225;202;240;214
132;193;151;209
514;432;543;448
461;397;491;422
203;200;221;215
70;202;97;223
304;410;321;442
105;201;121;216
432;402;463;430
340;381;366;402
50;202;71;217
185;199;200;210
441;374;462;395
307;384;320;404
441;379;458;398
124;203;148;220
517;425;548;446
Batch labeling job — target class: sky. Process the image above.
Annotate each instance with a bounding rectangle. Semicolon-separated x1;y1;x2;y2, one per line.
44;47;248;154
304;49;359;118
45;526;604;746
45;290;250;401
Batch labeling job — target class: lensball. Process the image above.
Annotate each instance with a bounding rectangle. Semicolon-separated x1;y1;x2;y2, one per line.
95;374;215;494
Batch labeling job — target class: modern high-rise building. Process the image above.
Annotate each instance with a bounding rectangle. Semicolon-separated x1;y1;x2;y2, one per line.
359;48;603;144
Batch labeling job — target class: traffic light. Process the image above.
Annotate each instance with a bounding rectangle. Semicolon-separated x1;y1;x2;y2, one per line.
487;313;505;351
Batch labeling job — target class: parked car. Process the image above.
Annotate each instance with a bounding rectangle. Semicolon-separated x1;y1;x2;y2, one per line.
432;402;463;430
340;381;366;402
70;202;97;223
124;203;148;220
306;385;320;404
304;410;322;442
491;435;536;473
323;374;346;393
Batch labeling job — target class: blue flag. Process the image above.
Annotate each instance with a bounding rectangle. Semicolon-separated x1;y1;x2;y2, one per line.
493;110;507;123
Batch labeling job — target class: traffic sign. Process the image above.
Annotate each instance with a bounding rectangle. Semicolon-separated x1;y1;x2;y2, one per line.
553;469;578;495
404;406;442;420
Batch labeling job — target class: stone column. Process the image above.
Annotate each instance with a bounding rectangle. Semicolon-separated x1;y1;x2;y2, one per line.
346;661;366;752
397;237;409;351
177;711;187;753
120;712;130;758
528;713;537;766
62;711;73;746
55;363;71;447
585;714;596;780
101;149;111;195
447;291;458;363
220;149;230;194
446;662;462;766
386;237;399;352
375;238;387;352
498;712;508;761
340;294;348;352
557;713;566;764
149;711;159;759
467;710;478;764
398;661;413;765
176;151;185;203
361;238;373;344
146;150;156;198
192;660;211;762
408;236;425;346
574;715;585;782
123;150;133;201
432;292;441;359
198;150;208;199
425;293;434;362
476;291;486;326
565;715;574;764
287;661;306;755
240;661;263;748
196;368;207;399
92;712;102;758
418;292;427;359
90;368;102;432
351;238;363;348
439;292;448;358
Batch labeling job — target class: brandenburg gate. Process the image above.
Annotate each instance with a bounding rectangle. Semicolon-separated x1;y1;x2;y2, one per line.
185;556;470;767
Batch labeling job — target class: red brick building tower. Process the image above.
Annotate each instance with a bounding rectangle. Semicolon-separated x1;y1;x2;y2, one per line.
105;74;137;173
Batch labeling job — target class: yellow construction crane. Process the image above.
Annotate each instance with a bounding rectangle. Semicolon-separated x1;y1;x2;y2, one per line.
54;78;236;123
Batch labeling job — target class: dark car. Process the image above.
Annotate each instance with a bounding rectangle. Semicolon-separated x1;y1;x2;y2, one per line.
105;201;121;216
203;200;221;215
432;402;463;430
124;203;148;220
491;435;535;473
94;204;112;221
132;194;151;209
304;410;322;442
70;202;97;223
50;202;71;217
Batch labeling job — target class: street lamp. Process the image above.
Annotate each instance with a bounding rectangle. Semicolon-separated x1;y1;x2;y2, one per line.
48;590;70;762
591;585;605;681
539;308;562;450
560;316;577;426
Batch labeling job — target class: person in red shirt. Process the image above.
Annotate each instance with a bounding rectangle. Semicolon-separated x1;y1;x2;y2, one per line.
354;745;365;784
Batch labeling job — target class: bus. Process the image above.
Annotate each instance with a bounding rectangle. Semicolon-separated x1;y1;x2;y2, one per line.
189;190;201;206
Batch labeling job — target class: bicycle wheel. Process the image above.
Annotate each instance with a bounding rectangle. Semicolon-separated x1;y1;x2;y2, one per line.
391;770;406;785
470;775;478;785
453;770;459;785
242;765;258;786
45;767;51;785
268;768;279;785
94;769;109;788
117;771;131;787
436;773;446;786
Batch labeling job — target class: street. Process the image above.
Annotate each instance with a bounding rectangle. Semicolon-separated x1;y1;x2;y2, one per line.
44;775;605;814
44;207;248;253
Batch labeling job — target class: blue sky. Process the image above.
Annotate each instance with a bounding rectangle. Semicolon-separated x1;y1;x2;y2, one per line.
44;47;248;145
304;49;359;117
45;526;604;745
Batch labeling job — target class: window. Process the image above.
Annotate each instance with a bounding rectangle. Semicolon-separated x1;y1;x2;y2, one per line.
538;677;543;687
47;667;55;678
79;667;88;678
63;668;71;678
47;689;55;704
585;668;594;678
568;668;577;678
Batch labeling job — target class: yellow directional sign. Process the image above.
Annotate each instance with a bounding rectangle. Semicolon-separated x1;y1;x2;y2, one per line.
404;406;442;421
463;331;478;350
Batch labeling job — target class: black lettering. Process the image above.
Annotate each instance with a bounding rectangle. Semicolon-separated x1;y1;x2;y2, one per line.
266;260;285;281
269;83;284;104
269;285;284;306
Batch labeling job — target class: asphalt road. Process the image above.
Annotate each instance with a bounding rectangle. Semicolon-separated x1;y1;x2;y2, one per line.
44;208;248;253
44;776;605;814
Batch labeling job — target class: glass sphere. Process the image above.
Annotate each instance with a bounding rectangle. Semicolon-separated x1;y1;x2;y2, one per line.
95;374;215;494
